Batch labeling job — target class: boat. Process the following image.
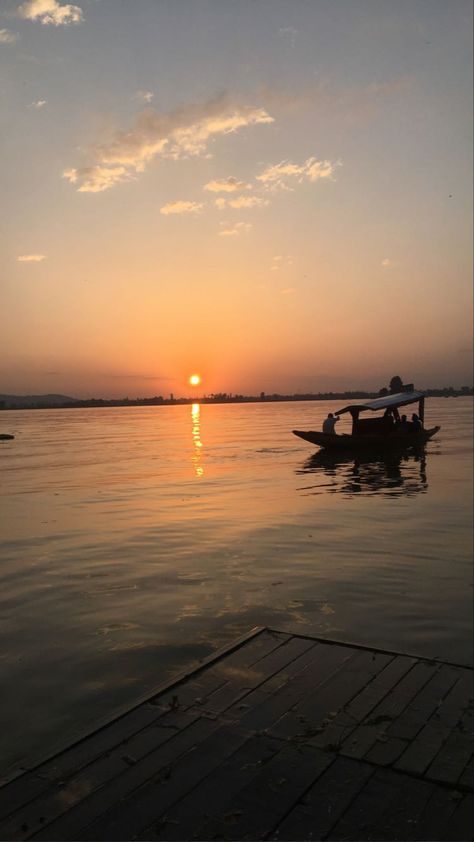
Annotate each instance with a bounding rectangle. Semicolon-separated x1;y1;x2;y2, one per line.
293;390;440;451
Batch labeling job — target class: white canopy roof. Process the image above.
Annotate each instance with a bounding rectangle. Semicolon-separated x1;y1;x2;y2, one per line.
336;391;424;416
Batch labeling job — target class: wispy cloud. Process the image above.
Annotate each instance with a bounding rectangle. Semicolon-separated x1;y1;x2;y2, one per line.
258;77;413;122
270;254;293;271
0;28;19;43
215;196;269;210
17;0;84;26
64;93;274;193
204;176;252;193
17;254;46;262
257;156;339;190
30;99;47;109
278;26;298;47
63;165;130;193
134;90;154;104
160;200;203;216
218;221;252;237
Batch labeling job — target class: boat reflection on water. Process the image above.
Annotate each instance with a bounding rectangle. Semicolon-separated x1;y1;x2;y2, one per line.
296;447;429;497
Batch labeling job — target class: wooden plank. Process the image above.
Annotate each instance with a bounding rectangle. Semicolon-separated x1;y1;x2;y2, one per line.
194;635;316;715
0;627;267;791
364;735;409;767
367;774;435;841
268;629;469;670
270;756;374;841
270;650;391;742
224;640;323;720
0;712;203;842
195;744;333;841
341;660;438;760
409;786;462;841
386;664;462;741
395;669;473;778
443;793;473;841
0;776;53;827
309;655;414;752
0;704;173;824
0;630;269;823
365;665;462;768
337;655;416;723
327;767;434;841
151;630;289;712
77;722;264;841
224;641;349;735
137;734;283;841
0;631;471;842
459;756;474;791
327;767;402;840
425;702;473;786
29;716;220;841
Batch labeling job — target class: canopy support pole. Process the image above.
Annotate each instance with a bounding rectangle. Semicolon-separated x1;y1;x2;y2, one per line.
350;409;359;435
419;396;425;426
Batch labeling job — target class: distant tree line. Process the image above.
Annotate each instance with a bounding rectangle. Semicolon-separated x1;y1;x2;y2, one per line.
0;385;472;410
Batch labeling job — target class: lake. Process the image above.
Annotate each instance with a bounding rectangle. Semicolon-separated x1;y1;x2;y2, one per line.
0;398;472;777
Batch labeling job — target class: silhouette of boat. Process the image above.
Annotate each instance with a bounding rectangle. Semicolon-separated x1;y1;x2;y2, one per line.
293;390;440;451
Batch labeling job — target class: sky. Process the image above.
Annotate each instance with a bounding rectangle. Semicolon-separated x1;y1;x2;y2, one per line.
0;0;472;398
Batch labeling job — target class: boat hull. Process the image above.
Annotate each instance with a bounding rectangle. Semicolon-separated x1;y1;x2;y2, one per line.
292;426;440;451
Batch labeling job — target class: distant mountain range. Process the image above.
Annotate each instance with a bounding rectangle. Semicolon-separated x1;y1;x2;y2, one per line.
0;394;75;408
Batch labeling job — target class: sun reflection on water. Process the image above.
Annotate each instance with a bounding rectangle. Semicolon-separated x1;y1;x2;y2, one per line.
191;403;204;477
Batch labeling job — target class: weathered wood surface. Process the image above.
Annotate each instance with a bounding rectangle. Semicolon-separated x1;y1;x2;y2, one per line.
0;628;472;841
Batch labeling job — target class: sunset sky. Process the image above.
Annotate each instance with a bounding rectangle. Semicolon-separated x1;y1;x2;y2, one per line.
1;0;472;398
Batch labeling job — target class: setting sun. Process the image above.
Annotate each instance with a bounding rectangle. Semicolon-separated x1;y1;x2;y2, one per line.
189;374;201;386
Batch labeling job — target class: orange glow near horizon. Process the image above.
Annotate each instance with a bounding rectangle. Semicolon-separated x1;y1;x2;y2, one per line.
189;374;201;386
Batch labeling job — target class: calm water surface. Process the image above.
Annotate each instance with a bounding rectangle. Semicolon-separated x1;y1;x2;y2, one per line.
0;399;472;775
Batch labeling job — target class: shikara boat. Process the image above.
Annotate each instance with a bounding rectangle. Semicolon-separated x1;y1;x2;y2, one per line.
293;391;440;451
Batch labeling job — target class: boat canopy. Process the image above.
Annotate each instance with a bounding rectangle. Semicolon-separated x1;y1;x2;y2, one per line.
335;391;424;416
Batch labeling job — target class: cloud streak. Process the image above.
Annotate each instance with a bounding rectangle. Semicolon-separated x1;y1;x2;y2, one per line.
215;196;269;210
63;165;129;193
204;176;252;193
0;28;19;43
160;200;203;215
64;94;273;193
17;0;84;25
257;156;339;190
218;221;252;237
17;254;46;262
278;26;298;47
134;90;154;104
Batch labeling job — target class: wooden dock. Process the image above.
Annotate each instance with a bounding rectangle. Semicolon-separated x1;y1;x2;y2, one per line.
0;627;472;841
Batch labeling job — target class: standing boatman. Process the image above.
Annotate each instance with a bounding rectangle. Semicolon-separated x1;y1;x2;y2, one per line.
322;413;340;434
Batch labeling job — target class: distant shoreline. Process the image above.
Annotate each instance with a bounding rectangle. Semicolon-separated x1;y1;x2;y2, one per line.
1;388;472;411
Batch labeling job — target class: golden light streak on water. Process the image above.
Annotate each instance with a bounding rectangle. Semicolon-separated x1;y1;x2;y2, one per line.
191;402;204;477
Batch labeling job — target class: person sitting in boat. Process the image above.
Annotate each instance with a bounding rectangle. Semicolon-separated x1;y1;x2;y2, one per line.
411;413;422;431
396;414;411;433
322;413;340;434
383;408;396;431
